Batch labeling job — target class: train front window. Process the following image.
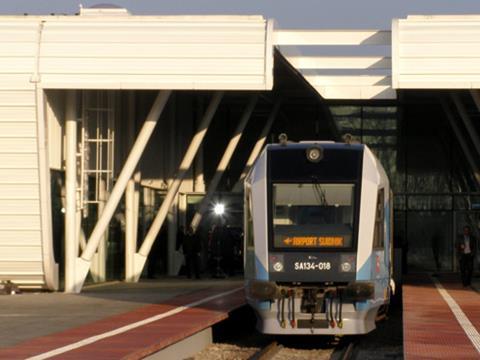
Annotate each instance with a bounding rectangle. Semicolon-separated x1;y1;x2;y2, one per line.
272;183;355;249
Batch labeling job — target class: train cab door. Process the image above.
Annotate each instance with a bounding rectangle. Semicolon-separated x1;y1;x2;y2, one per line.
373;188;389;300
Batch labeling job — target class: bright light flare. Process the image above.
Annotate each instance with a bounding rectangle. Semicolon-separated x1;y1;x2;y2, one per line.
213;203;225;216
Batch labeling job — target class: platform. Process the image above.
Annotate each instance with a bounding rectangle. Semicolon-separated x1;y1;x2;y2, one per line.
0;278;245;359
403;274;480;359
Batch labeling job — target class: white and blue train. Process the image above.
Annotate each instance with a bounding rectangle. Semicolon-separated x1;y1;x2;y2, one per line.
244;140;394;335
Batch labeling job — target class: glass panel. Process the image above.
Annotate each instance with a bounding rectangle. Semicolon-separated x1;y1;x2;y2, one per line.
406;174;451;193
272;183;355;248
407;195;452;211
363;118;397;130
362;135;396;145
334;117;361;134
363;106;397;114
406;211;452;272
330;106;361;117
454;195;480;210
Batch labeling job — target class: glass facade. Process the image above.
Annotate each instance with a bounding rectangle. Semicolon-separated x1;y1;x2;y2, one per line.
330;102;480;272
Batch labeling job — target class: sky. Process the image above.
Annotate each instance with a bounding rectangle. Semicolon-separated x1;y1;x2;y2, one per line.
2;0;480;29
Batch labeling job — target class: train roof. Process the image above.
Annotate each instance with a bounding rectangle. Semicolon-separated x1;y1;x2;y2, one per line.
266;142;365;151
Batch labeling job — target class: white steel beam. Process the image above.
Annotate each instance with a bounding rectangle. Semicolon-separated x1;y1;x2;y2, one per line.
442;102;480;186
305;75;391;86
273;30;391;46
190;95;257;231
64;90;78;293
311;85;396;100
233;100;281;192
133;92;224;280
73;90;172;293
451;93;480;157
286;56;391;70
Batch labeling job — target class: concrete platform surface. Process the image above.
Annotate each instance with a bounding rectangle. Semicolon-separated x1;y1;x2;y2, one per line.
0;277;243;349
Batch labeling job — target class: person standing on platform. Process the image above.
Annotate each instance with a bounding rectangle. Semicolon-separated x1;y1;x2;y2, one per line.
457;225;476;287
183;226;201;279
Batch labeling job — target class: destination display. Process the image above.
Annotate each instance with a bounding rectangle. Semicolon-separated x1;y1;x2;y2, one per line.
282;236;344;247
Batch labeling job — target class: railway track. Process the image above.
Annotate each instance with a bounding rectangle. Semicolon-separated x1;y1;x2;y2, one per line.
336;341;355;360
246;337;355;360
248;341;283;360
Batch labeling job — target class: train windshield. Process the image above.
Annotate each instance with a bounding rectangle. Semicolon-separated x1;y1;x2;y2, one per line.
272;183;355;249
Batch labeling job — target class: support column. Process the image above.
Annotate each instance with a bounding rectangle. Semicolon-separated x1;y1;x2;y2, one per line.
125;91;138;282
133;172;140;239
64;90;77;293
167;196;178;275
96;178;107;282
232;100;281;192
178;193;187;228
134;92;224;280
74;90;172;293
125;172;140;282
91;179;107;282
125;177;135;281
167;94;178;276
190;95;257;231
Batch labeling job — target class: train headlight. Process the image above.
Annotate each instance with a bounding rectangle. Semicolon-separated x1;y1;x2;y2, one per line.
341;262;352;272
273;262;284;272
269;254;284;272
306;146;323;163
340;254;356;273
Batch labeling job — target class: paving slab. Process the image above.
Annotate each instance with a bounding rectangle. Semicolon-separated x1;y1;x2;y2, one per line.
0;277;243;349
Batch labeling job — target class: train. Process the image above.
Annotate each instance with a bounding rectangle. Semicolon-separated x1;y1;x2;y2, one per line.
244;139;394;335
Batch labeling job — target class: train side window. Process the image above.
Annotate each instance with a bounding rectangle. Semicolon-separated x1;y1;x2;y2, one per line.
373;188;385;249
246;184;254;248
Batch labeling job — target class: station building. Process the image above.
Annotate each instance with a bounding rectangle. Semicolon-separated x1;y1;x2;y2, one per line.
0;7;479;292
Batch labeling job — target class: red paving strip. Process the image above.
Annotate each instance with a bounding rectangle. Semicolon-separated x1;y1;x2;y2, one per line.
59;291;246;360
0;286;245;360
403;274;479;360
440;280;480;335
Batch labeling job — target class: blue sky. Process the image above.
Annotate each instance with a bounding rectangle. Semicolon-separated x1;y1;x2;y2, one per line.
2;1;480;28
